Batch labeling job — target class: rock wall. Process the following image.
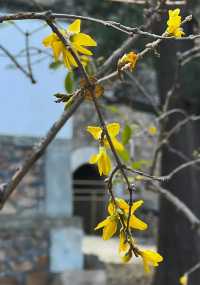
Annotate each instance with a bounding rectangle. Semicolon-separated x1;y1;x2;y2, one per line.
0;135;83;285
0;136;45;216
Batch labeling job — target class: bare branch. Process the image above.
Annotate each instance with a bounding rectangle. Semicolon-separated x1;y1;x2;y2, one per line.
150;183;200;231
0;44;36;83
163;158;200;181
126;72;160;115
25;32;36;83
186;261;200;276
109;0;186;5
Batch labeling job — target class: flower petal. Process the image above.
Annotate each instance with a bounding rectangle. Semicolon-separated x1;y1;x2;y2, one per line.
121;250;132;263
108;200;116;215
73;43;93;55
52;41;63;61
107;123;120;137
129;215;148;231
131;200;144;214
64;49;78;68
72;33;97;46
116;198;129;211
89;154;99;164
87;126;102;140
43;33;57;47
67;19;81;34
111;137;124;152
95;218;110;230
63;53;72;70
140;249;163;273
98;147;112;176
103;220;117;240
119;230;129;253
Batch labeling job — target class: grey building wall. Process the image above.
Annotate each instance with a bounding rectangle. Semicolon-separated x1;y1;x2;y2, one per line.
0;135;83;285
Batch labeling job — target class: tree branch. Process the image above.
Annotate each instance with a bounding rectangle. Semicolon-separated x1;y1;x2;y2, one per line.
150;183;200;232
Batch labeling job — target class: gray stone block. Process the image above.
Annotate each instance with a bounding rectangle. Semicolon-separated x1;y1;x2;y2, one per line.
50;227;83;272
60;270;106;285
45;140;72;217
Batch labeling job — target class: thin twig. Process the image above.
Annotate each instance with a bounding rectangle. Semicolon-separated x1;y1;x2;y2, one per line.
109;0;186;5
150;183;200;231
0;44;36;83
25;32;36;83
163;158;200;181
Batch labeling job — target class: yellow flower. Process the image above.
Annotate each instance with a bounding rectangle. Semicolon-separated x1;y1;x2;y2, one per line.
118;51;138;72
119;230;130;253
139;249;163;273
43;19;97;70
121;249;133;263
87;123;124;152
89;146;111;176
79;55;91;67
118;230;133;263
180;275;188;285
166;8;185;38
114;198;148;231
148;125;157;136
95;200;118;240
95;198;147;240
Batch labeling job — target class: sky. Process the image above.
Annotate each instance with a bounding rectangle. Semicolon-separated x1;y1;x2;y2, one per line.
0;18;72;139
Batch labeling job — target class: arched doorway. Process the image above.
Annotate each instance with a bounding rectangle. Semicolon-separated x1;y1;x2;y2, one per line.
73;164;107;234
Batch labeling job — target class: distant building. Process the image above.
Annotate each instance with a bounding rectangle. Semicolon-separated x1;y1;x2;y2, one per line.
0;2;159;284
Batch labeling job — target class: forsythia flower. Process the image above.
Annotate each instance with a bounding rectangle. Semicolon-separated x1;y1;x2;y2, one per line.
148;125;157;136
118;51;138;72
139;249;163;273
119;230;133;262
121;249;133;263
179;274;188;285
166;9;185;38
95;199;118;240
114;198;148;230
43;19;97;70
119;230;130;253
87;122;124;152
89;146;111;176
95;198;147;239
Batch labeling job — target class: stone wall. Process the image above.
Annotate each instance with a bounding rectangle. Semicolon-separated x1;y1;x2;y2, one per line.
0;215;82;285
0;136;45;216
0;135;83;285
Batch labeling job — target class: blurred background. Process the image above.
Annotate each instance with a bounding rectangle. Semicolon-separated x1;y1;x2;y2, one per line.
0;1;200;285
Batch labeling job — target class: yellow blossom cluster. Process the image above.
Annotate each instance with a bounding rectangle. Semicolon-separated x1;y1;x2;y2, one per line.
41;8;189;276
43;19;96;70
95;198;163;272
95;199;147;240
166;8;185;38
87;123;124;176
118;51;138;73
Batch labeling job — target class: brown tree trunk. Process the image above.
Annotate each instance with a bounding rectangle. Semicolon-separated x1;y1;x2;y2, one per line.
153;7;200;285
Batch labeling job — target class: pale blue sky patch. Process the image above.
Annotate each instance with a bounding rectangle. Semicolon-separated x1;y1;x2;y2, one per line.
0;19;72;139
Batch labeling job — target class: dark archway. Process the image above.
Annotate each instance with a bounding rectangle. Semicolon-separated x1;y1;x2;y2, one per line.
73;164;107;234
